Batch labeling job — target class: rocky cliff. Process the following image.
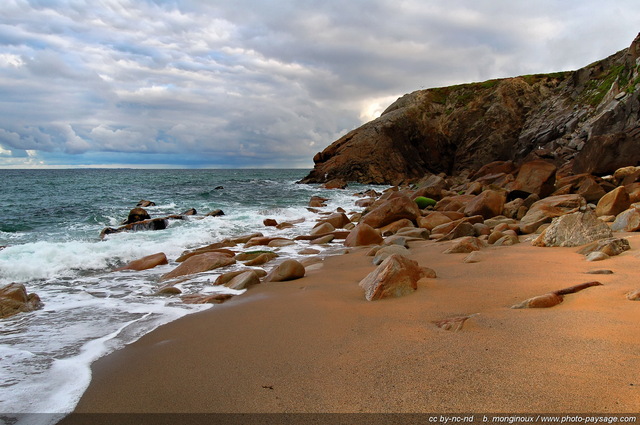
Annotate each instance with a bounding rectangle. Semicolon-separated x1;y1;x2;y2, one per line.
301;33;640;185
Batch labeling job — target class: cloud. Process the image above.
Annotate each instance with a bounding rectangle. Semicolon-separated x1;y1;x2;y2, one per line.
0;0;639;168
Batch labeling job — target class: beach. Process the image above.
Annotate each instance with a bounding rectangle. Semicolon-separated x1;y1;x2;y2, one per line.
62;232;640;419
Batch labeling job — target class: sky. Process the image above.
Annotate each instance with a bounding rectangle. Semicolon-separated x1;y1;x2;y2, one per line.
0;1;639;169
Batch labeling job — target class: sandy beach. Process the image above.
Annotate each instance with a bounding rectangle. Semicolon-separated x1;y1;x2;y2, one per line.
60;232;640;420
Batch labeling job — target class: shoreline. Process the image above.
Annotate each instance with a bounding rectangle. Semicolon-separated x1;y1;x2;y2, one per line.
60;233;640;418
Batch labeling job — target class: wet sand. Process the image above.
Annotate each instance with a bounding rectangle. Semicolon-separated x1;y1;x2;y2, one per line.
65;234;640;416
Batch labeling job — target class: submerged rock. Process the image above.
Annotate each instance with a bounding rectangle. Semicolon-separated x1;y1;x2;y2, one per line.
0;283;43;319
114;252;168;271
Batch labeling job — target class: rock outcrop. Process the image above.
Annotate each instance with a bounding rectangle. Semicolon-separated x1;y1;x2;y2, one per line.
0;283;43;319
301;34;640;185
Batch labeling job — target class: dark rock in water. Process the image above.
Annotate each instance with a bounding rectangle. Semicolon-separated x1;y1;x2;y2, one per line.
206;209;225;217
0;283;43;319
136;200;156;207
263;218;278;227
299;34;640;184
214;186;224;190
181;208;197;216
100;217;169;239
124;208;150;225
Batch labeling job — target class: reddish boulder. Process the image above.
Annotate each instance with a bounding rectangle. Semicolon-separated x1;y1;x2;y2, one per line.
160;252;236;281
264;259;306;282
418;212;452;231
263;218;278;227
317;212;351;229
115;252;168;271
463;190;506;219
595;186;631;217
511;292;564;309
611;207;640;232
344;223;383;247
435;195;475;212
509;160;557;197
519;194;586;234
225;271;261;290
358;254;424;301
0;283;43;319
443;236;485;254
361;195;420;229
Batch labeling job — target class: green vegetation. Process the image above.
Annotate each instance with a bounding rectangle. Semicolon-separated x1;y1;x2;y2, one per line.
414;196;437;209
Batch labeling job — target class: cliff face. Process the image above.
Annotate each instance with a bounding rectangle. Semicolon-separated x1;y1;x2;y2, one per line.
301;33;640;185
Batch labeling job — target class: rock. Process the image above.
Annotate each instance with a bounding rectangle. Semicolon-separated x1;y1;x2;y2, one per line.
471;160;516;179
418;212;452;231
267;239;295;248
136;200;156;207
473;223;491;237
206;209;225;217
379;219;415;236
577;238;630;257
494;234;520;246
358;254;424;301
124;207;151;224
554;281;602;295
443;236;485;254
0;283;43;319
115;252;168;271
503;198;524;219
243;252;279;266
361;195;421;229
613;166;640;185
181;294;234;304
155;285;182;295
181;208;197;216
311;234;335;244
595;186;631;217
264;260;306;282
214;269;267;285
433;314;478;331
215;186;224;190
355;198;375;208
463;190;506;219
160;252;236;281
372;245;411;265
383;235;409;247
511;292;564;309
611;207;640;231
299;248;321;255
438;221;476;241
627;289;640;301
519;194;586;234
435;195;475;212
263;218;278;227
100;217;169;239
510;160;557;198
344;223;383;247
323;178;347;189
309;196;328;207
395;228;430;239
532;211;613;247
463;251;482;263
488;230;505;245
586;269;613;275
225;271;261;290
311;222;335;236
413;175;448;200
176;246;236;263
317;212;351;229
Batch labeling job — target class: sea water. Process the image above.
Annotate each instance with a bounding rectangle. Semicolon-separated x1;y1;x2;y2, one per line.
0;169;382;423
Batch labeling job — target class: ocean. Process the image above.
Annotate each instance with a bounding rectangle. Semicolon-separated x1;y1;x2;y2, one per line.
0;169;383;424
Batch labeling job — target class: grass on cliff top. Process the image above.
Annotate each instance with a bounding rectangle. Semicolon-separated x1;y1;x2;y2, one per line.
428;72;571;108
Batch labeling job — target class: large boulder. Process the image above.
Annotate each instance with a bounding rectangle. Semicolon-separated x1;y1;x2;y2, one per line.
115;252;168;271
124;207;151;224
344;223;383;247
264;260;306;282
0;283;43;319
519;194;586;234
577;238;631;257
160;252;236;281
463;190;506;219
225;271;261;290
595;186;631;217
358;254;424;301
317;212;351;229
611;207;640;232
532;211;613;247
361;195;421;229
509;160;557;198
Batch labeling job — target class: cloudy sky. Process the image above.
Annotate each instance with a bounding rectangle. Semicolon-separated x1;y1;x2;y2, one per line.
0;1;639;168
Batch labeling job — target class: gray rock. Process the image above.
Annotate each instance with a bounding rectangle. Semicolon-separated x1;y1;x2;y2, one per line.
532;211;613;247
